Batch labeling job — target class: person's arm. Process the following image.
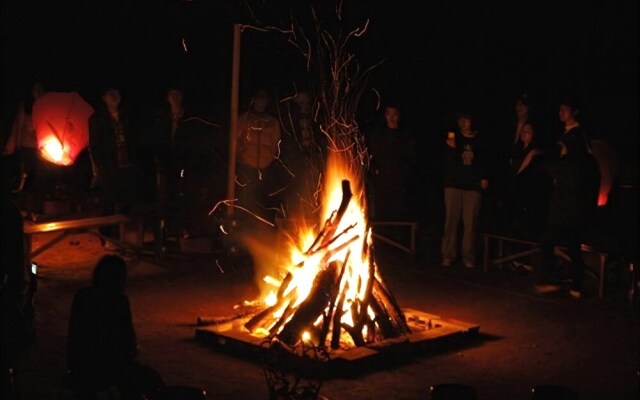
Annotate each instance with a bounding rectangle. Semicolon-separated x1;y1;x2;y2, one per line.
88;116;102;169
272;117;282;160
3;105;25;155
477;137;489;190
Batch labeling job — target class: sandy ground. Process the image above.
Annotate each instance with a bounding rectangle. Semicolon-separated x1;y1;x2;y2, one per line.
13;229;639;400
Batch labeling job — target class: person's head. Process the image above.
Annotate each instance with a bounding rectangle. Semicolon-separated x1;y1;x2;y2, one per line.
515;94;530;119
384;105;401;129
166;88;183;110
558;100;579;125
102;87;121;110
250;89;270;113
456;112;473;133
520;123;535;145
32;82;45;100
293;91;311;114
92;255;127;293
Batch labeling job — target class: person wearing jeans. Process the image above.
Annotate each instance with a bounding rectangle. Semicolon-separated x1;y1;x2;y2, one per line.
441;112;489;268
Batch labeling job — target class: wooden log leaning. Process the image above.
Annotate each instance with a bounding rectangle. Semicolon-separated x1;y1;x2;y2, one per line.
372;278;411;335
278;263;340;346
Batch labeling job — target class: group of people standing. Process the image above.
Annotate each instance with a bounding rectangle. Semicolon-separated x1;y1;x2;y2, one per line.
441;97;600;297
2;81;605;298
363;94;602;298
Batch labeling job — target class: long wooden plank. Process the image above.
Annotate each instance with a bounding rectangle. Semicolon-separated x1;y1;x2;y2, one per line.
24;214;133;234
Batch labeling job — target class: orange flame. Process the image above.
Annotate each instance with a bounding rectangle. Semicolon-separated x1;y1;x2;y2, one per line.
251;152;377;348
40;135;72;166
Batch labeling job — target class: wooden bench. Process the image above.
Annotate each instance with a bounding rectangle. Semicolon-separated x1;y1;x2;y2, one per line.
482;232;612;298
482;233;541;273
371;221;418;259
23;214;144;259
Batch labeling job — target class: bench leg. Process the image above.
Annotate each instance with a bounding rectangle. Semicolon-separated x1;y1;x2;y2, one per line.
598;253;607;299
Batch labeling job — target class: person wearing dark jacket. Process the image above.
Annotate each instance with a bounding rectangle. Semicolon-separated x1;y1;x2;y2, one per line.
66;255;164;399
534;101;601;298
367;104;417;221
89;86;140;241
502;122;551;238
441;112;489;268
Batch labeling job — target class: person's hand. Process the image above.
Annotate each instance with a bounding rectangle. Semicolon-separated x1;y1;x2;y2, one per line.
560;142;568;157
480;179;489;190
446;132;456;148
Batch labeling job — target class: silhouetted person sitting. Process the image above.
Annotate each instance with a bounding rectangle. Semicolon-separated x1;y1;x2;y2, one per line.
66;255;164;399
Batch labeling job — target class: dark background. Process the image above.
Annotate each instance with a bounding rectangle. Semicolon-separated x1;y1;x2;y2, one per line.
2;0;638;169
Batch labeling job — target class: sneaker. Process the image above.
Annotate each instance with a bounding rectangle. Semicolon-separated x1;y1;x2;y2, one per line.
441;259;452;268
533;283;562;294
569;290;582;299
464;261;475;269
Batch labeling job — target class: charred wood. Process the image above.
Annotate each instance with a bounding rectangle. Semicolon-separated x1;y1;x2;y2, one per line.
278;263;340;346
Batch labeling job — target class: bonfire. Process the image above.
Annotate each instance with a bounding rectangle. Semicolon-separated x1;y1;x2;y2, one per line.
243;153;410;350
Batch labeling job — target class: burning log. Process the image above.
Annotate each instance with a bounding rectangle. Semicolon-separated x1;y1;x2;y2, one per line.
239;177;411;353
245;290;298;333
330;284;348;349
279;262;341;345
318;254;349;346
371;278;411;335
306;180;352;254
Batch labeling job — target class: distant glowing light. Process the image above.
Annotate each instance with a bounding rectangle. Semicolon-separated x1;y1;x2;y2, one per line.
598;192;608;207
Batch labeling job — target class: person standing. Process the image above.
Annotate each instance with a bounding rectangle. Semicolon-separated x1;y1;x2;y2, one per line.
534;100;601;298
89;85;140;242
235;89;284;225
151;86;190;241
503;122;551;238
366;103;417;221
3;81;46;217
441;112;489;268
278;90;325;221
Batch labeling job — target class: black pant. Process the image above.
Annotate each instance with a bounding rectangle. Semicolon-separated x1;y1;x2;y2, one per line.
538;224;586;291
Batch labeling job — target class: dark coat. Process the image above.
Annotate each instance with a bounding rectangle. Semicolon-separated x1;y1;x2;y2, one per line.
542;140;601;229
443;131;488;192
367;125;417;220
89;106;138;174
66;286;137;391
89;106;141;205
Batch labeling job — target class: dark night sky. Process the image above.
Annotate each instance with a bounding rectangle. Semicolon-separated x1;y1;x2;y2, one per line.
2;0;638;164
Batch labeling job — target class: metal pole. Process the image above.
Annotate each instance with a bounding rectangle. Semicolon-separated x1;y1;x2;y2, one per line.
226;23;241;217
